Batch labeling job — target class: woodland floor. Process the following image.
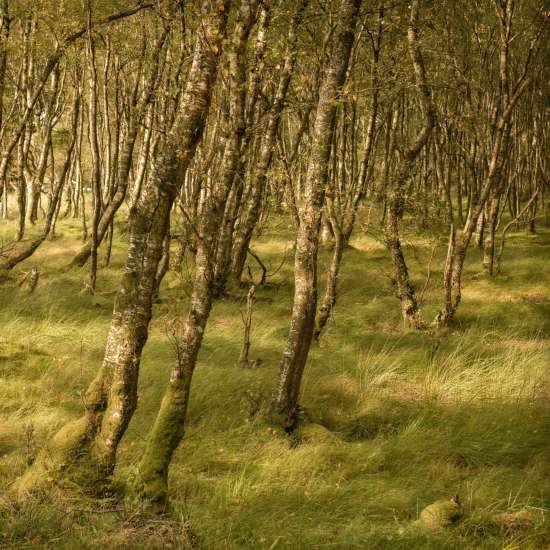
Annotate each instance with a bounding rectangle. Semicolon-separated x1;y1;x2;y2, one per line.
0;209;549;549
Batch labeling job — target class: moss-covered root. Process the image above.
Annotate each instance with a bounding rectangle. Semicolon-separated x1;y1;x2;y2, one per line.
15;415;96;500
133;384;187;513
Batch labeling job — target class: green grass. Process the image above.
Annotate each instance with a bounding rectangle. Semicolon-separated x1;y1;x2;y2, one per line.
0;209;549;549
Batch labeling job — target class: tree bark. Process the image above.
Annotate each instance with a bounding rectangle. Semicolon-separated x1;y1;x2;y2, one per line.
86;1;102;292
314;213;345;340
135;0;256;511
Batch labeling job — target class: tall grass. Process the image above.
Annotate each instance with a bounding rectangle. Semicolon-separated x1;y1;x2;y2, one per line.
0;212;549;549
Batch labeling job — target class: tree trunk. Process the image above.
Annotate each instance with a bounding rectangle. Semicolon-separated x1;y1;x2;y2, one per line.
270;0;361;429
230;0;307;286
314;216;344;340
384;0;435;329
86;2;102;292
135;0;256;512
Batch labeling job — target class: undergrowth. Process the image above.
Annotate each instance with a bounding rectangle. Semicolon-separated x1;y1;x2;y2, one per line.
0;212;549;549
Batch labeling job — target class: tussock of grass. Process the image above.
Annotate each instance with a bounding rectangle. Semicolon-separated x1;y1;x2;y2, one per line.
1;213;549;548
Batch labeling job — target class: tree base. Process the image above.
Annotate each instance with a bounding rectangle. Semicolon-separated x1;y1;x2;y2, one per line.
15;415;109;500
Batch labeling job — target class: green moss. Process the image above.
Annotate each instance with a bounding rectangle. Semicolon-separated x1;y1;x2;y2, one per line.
16;415;94;499
133;385;188;512
416;498;463;529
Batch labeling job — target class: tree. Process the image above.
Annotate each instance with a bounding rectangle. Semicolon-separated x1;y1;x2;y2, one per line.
270;0;362;429
17;0;228;497
135;0;259;511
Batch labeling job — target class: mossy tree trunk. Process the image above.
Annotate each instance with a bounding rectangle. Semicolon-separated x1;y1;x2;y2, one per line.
135;0;257;511
270;0;361;429
17;1;226;498
385;167;426;330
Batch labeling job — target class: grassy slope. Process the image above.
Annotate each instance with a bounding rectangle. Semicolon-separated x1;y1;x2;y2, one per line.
0;210;549;549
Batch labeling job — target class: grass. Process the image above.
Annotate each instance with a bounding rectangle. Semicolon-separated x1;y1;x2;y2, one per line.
0;206;549;549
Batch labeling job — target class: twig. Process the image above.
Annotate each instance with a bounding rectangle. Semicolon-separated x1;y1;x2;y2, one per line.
239;285;255;368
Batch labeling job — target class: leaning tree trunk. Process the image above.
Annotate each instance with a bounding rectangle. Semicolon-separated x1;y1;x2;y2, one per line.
135;0;257;511
314;212;345;340
270;0;361;430
313;4;384;341
17;1;227;498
